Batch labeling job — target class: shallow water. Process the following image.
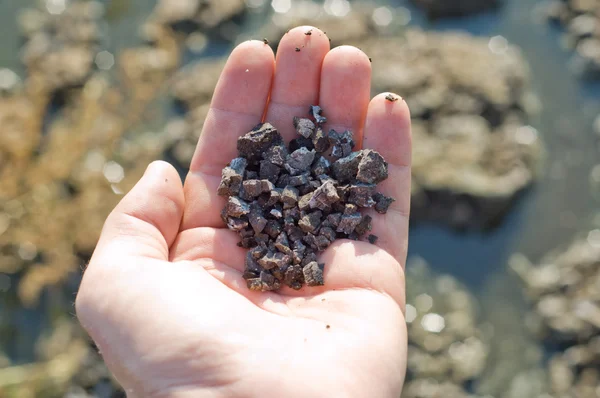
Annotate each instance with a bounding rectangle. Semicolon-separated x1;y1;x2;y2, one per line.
1;0;599;392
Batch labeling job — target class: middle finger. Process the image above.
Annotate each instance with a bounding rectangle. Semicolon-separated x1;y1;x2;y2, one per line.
264;26;331;140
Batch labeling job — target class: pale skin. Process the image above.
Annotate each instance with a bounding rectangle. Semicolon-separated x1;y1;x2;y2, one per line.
76;26;412;398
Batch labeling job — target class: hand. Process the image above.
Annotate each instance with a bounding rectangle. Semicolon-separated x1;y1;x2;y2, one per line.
76;26;412;398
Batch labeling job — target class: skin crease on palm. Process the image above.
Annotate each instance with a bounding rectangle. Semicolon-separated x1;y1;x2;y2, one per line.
75;26;412;398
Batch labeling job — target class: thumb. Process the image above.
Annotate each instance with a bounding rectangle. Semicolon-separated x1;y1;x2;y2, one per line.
93;161;185;262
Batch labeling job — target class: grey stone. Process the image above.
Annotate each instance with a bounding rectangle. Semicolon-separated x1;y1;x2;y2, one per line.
332;151;363;182
293;117;316;138
303;262;325;286
286;147;316;174
357;150;388;184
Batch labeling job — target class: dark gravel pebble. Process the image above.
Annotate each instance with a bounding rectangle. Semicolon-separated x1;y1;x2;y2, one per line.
373;192;395;214
237;123;282;160
293;117;316;138
357;150;388;184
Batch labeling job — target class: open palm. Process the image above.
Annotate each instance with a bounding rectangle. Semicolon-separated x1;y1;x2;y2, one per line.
76;27;412;398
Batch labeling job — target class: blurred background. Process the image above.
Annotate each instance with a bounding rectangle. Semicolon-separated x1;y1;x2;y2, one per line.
0;0;599;397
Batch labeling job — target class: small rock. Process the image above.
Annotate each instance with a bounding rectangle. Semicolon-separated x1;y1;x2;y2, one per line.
344;203;359;215
292;240;307;264
248;206;267;234
249;245;267;260
237;123;282;160
348;183;376;208
247;270;281;291
298;192;313;211
289;173;310;187
259;160;281;182
289;136;315;152
323;213;342;229
312;127;330;153
243;179;264;198
258;251;291;270
225;197;250;217
309;180;340;210
332;151;363;182
310;105;327;124
264;145;288;167
275;232;292;255
282;186;300;207
263;220;282;239
301;251;318;267
303;262;325;286
293;117;316;138
270;208;283;219
227;217;248;231
286;147;316;174
266;188;282;206
299;211;323;234
311;156;331;176
320;226;337;242
355;215;373;235
284;264;304;289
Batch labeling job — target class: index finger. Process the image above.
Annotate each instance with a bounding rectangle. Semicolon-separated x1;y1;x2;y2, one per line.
182;40;275;230
189;40;275;176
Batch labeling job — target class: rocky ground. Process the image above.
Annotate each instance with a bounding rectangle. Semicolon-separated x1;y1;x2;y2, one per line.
512;231;600;398
357;30;543;229
402;260;490;398
545;0;600;78
151;0;247;40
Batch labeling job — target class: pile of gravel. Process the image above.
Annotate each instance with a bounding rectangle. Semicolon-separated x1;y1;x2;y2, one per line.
218;107;394;291
18;0;105;92
357;30;543;229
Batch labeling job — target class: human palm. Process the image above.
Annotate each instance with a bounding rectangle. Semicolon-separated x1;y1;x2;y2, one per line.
76;27;412;398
